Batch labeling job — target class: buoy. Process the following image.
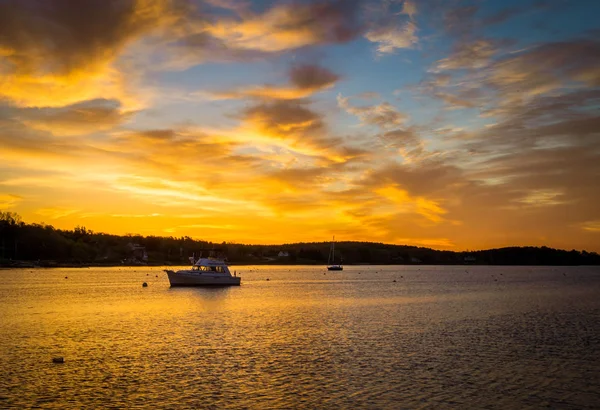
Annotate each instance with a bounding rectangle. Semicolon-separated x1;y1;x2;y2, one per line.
393;280;396;282
266;278;270;281
155;275;158;278
65;276;68;279
52;357;64;364
142;282;148;287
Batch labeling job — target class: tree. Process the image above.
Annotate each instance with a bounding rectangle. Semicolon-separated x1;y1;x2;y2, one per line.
0;211;22;225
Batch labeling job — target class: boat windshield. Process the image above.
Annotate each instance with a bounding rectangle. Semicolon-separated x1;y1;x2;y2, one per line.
193;265;227;273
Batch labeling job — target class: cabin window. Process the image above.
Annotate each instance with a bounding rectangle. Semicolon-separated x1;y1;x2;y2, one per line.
195;265;225;272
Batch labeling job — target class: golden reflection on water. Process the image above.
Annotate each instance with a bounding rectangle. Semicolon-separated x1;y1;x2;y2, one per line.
0;265;599;408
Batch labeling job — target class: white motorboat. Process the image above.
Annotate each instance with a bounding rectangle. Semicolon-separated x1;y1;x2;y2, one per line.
164;252;240;287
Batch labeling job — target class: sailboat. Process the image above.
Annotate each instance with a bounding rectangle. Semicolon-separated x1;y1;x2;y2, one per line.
327;236;343;271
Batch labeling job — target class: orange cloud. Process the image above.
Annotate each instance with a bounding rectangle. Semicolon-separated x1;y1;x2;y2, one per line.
0;1;363;111
0;193;22;210
364;0;418;54
402;0;417;18
0;0;184;109
236;99;361;162
366;21;417;54
210;64;340;100
516;189;567;207
338;95;409;129
487;40;600;103
16;99;133;136
580;221;600;233
425;38;600;115
434;39;499;71
36;207;81;220
203;1;362;52
375;185;447;223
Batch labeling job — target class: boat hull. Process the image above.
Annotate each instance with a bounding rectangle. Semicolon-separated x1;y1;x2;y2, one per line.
327;266;343;271
165;270;241;286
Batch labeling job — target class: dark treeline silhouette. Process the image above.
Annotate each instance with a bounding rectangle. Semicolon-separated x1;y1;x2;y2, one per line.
1;212;599;266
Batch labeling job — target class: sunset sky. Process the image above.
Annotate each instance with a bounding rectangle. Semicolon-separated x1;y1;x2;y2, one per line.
1;0;599;251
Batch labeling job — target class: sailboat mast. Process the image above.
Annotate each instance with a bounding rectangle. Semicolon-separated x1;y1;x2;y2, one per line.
332;235;335;262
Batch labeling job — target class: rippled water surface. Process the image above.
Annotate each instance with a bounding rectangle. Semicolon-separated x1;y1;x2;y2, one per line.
1;265;599;409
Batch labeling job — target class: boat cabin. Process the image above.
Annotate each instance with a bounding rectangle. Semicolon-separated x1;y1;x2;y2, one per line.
192;265;228;273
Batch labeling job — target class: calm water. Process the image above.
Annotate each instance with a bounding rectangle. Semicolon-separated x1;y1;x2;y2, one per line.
1;265;599;409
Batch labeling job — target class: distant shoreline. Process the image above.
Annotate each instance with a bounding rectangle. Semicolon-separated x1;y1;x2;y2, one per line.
1;261;596;268
2;214;599;266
